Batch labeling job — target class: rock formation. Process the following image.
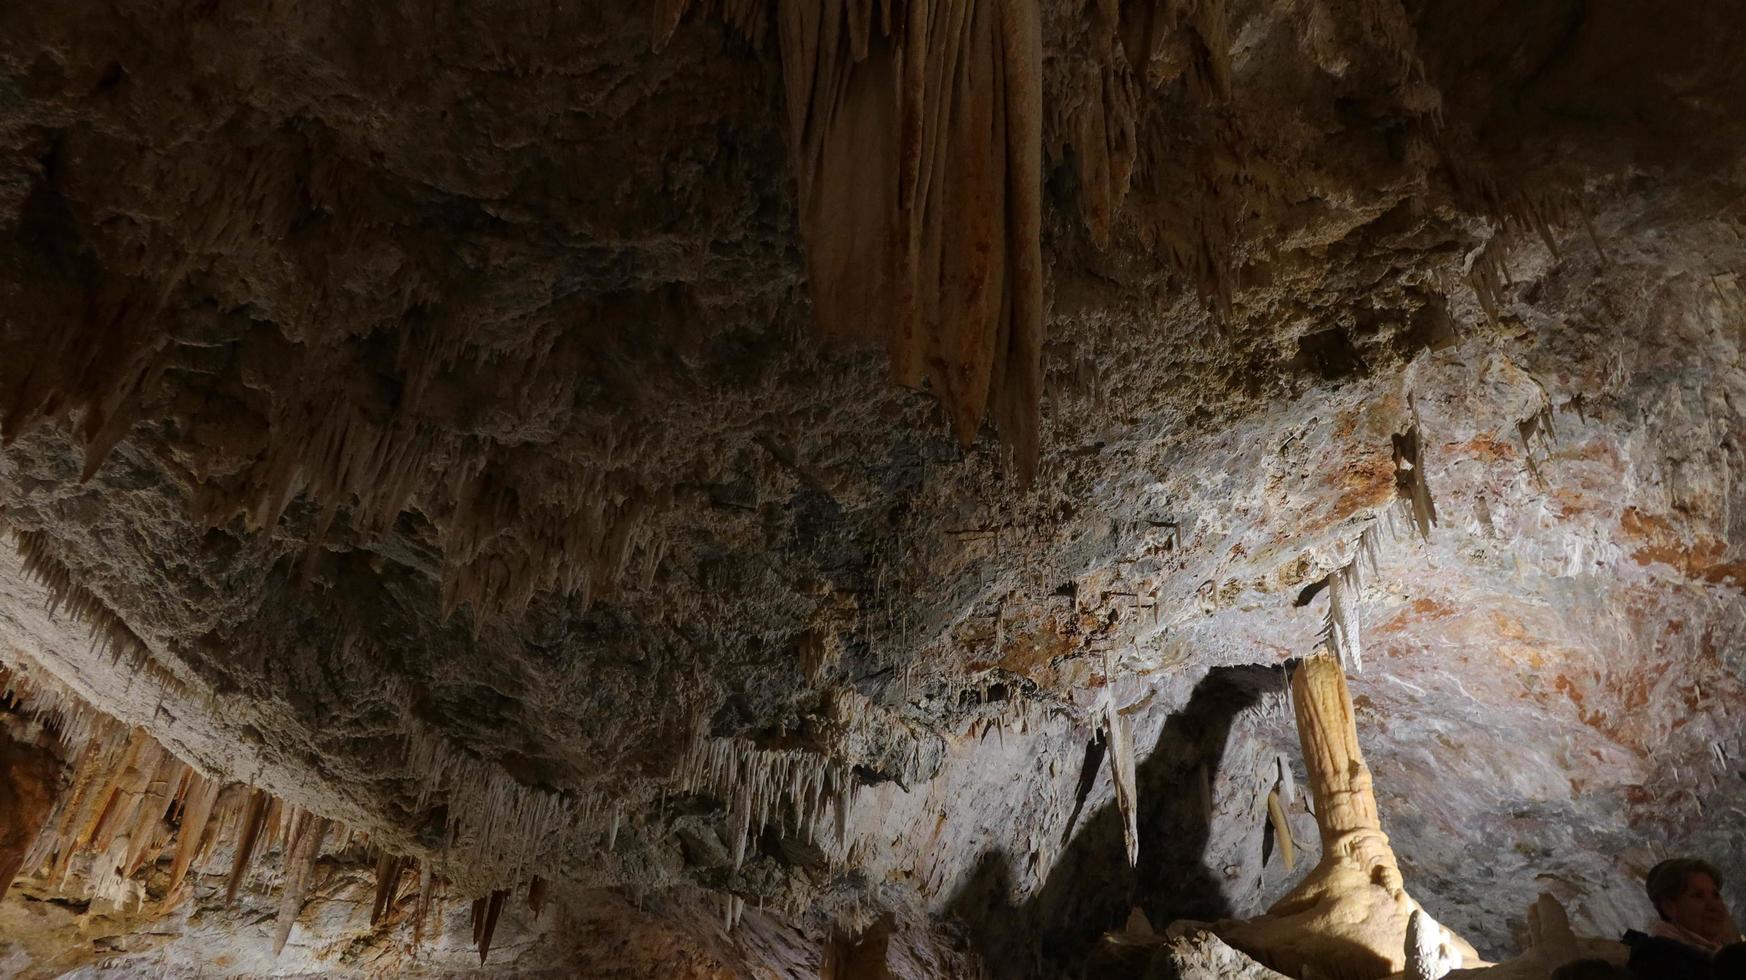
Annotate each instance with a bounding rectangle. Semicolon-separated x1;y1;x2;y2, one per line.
1;0;1746;975
1219;653;1482;979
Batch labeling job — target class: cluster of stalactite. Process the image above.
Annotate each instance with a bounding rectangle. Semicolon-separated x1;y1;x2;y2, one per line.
1;522;587;962
439;460;670;621
0;236;677;629
0;664;549;965
656;0;1047;478
467;877;551;966
11;529;163;682
643;0;1292;475
680;730;859;876
404;721;607;883
0;0;1594;666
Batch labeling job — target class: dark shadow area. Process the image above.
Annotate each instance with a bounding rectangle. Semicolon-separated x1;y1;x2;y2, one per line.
948;665;1287;978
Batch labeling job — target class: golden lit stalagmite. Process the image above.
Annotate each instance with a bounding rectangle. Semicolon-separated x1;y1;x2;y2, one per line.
1219;652;1484;980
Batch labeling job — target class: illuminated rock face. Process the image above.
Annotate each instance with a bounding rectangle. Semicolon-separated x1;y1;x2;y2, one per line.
1;0;1746;975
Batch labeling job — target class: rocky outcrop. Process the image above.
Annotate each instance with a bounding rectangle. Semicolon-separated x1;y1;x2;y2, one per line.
1154;928;1293;980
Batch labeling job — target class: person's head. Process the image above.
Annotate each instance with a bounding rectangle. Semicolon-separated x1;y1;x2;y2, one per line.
1714;941;1746;979
1647;857;1733;944
1550;958;1629;980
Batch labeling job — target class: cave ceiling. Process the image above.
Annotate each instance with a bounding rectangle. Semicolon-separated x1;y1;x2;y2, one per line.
0;0;1744;976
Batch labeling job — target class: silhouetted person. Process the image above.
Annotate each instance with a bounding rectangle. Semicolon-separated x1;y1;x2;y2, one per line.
1552;959;1630;980
1714;942;1746;979
1623;858;1743;980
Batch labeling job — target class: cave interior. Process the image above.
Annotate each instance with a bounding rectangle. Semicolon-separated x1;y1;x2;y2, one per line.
1;0;1745;977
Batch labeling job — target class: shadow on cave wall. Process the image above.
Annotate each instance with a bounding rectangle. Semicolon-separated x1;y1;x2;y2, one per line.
947;665;1285;978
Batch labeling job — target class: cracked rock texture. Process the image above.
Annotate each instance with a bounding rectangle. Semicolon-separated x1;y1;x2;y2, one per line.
1;0;1745;976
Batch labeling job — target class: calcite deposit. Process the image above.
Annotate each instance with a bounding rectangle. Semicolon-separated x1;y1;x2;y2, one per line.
1;0;1744;976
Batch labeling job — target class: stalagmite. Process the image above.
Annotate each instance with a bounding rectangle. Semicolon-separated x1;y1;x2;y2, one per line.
1524;893;1579;966
1436;894;1625;977
273;816;327;956
1406;909;1461;980
1217;653;1483;979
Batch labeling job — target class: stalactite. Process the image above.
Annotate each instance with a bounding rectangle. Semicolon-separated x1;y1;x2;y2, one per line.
680;731;860;868
88;733;162;856
1322;562;1363;674
1275;754;1297;809
526;875;548;920
164;773;220;904
1518;400;1557;484
0;664;378;932
371;851;408;927
273;816;328;956
405;723;584;880
439;466;671;621
1392;399;1438;542
225;789;268;907
475;887;509;964
1321;523;1383;675
48;730;136;881
1102;696;1139;867
1466;240;1509;326
413;862;435;948
263;797;287;858
0;270;169;484
775;0;1046;479
12;531;160;678
122;755;186;876
91;835;145;910
1266;789;1295;873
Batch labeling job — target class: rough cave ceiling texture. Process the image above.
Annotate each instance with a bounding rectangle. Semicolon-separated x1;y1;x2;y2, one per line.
0;0;1744;976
